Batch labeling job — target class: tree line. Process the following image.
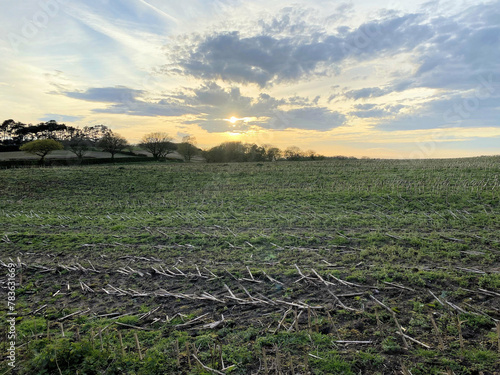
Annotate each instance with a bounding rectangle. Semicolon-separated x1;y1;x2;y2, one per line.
1;119;323;164
204;142;323;162
1;119;108;148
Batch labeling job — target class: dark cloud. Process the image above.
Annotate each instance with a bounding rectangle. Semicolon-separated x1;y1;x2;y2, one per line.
266;107;346;131
163;10;434;87
258;7;323;37
63;86;198;117
62;1;500;132
62;82;346;131
182;82;345;132
161;0;500;140
350;108;390;118
381;1;500;95
375;91;500;131
191;82;253;109
370;1;500;131
344;87;388;100
92;100;197;117
354;104;377;110
65;87;145;103
411;20;500;90
344;79;414;101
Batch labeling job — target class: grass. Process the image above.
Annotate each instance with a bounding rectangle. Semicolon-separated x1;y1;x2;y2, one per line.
1;157;500;374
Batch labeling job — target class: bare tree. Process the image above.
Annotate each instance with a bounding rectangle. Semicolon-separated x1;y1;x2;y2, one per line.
139;132;174;160
65;129;91;161
305;149;317;160
284;146;303;160
98;132;128;160
177;135;198;162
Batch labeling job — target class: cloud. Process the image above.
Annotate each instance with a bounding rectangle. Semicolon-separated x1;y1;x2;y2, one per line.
344;87;388;100
338;1;500;130
65;87;145;103
266;107;346;131
26;0;500;139
380;2;500;94
162;9;434;87
375;90;500;131
39;114;84;123
92;100;197;117
350;108;390;119
179;82;346;132
63;86;197;117
159;0;500;141
343;79;414;100
404;2;500;93
350;103;405;119
60;82;346;131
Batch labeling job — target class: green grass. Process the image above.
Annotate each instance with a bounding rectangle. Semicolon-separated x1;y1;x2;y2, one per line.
1;157;500;374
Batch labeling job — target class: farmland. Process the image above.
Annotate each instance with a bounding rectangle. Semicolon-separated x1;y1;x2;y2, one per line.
1;157;500;374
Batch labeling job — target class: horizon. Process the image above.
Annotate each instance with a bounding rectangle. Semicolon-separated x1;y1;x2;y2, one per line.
1;0;499;159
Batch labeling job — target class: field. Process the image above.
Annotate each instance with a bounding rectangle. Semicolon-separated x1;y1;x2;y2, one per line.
1;158;500;374
0;150;137;160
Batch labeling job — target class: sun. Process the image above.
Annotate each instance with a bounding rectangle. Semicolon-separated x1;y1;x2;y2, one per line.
224;116;255;129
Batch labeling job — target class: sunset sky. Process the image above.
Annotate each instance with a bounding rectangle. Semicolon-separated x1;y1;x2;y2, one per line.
1;0;499;158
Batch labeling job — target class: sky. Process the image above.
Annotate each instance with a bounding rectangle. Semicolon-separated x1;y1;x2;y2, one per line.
0;0;499;158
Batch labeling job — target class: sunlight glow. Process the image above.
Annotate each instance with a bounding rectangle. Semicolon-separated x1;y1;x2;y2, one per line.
224;116;254;125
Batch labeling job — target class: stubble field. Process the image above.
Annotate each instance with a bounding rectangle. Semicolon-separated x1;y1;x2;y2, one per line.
1;158;500;374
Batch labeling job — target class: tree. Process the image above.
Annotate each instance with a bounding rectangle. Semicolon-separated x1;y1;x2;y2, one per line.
1;119;80;146
98;132;128;160
14;120;70;142
305;149;317;160
1;119;26;145
64;129;91;161
139;132;175;160
20;139;63;164
204;142;255;163
284;146;303;161
247;144;267;162
177;135;198;162
83;125;109;146
1;119;16;142
265;146;282;161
